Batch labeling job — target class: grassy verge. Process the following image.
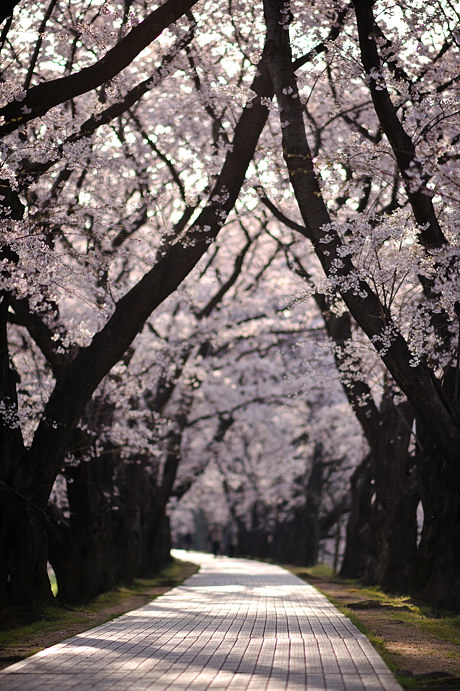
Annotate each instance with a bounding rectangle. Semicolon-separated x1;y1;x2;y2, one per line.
0;558;198;669
286;564;460;690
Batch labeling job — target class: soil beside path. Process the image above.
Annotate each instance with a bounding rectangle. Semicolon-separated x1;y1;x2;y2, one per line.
300;571;460;690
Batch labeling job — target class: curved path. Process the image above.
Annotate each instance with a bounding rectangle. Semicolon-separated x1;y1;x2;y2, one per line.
0;551;401;690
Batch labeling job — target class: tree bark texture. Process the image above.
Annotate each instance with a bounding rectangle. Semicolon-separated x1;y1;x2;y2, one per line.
339;455;376;580
411;419;460;610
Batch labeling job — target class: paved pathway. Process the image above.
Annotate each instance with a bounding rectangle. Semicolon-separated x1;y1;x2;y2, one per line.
0;551;401;690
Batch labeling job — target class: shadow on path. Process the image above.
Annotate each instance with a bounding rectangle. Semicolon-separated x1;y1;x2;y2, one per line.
0;551;402;690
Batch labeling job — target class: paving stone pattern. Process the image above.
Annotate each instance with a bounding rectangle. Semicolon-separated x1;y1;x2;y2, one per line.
0;551;402;690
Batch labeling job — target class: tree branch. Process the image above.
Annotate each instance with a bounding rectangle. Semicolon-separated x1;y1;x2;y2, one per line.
25;45;274;504
0;0;198;136
18;26;194;188
351;0;446;248
262;0;459;479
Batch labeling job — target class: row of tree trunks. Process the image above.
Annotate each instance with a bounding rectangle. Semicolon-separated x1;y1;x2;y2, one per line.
45;392;192;605
236;450;326;566
47;456;172;605
340;405;460;610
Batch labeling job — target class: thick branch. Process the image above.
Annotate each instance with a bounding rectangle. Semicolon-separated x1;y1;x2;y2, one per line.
8;299;69;378
0;0;198;136
25;47;274;505
19;28;194;188
263;0;459;479
352;0;446;248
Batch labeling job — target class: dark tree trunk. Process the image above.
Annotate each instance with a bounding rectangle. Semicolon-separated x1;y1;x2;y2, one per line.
112;461;144;584
372;399;418;593
135;405;189;576
339;398;418;591
411;416;460;611
273;446;324;566
340;455;376;579
298;446;324;565
236;503;272;559
137;510;172;577
47;456;118;605
0;293;54;612
0;487;53;613
112;463;172;585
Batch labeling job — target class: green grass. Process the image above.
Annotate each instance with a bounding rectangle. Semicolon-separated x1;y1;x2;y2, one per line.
296;562;335;579
0;558;198;650
0;604;93;647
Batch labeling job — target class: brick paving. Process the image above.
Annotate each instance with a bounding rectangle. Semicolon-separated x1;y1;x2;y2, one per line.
0;551;402;690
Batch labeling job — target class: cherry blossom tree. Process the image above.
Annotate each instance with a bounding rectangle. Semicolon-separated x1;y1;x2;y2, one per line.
171;317;361;567
0;0;274;609
1;0;459;614
261;0;459;607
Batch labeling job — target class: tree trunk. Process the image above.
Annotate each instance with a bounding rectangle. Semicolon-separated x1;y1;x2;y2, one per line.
340;396;418;592
340;455;376;579
112;461;144;584
299;446;324;565
47;457;118;605
237;503;272;559
372;399;418;593
0;486;53;613
411;418;460;610
0;294;53;613
133;470;172;578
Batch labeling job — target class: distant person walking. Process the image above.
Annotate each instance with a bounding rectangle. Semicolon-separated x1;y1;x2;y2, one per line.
208;523;223;557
